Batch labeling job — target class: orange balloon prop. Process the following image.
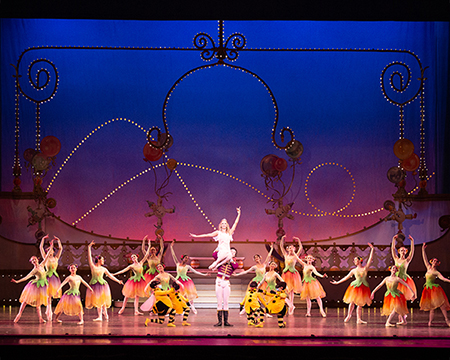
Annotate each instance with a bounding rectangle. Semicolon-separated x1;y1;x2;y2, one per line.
401;153;420;172
143;142;163;162
166;159;177;170
393;139;414;160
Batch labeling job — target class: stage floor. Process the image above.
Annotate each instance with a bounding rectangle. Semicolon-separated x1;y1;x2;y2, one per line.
1;306;450;358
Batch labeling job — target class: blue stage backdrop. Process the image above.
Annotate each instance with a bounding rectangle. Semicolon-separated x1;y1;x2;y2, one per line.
1;20;449;243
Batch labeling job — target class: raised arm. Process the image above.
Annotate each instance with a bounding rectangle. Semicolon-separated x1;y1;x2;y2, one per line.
422;243;430;270
170;240;178;264
39;234;49;259
229;207;241;234
280;235;287;257
391;235;398;261
293;237;303;257
141;235;149;256
407;235;415;262
41;240;54;267
365;243;375;270
157;234;164;260
53;236;63;259
141;238;152;264
263;243;274;265
87;241;95;269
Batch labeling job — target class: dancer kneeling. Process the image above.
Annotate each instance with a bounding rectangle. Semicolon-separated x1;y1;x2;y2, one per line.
240;281;266;327
262;281;289;328
144;279;176;327
371;265;416;327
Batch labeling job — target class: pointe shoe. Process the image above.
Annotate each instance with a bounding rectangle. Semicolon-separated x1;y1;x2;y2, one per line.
118;308;125;315
385;322;395;327
93;317;103;322
320;311;327;318
344;315;351;323
144;318;150;327
356;319;367;324
77;320;84;325
305;313;311;317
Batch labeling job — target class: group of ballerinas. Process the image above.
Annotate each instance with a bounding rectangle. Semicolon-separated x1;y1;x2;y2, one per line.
11;233;210;324
11;215;450;328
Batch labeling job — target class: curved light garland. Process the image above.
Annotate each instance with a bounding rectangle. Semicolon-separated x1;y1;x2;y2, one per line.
304;162;356;216
46;117;148;193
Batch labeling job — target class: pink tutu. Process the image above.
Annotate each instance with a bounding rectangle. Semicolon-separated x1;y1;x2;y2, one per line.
179;278;197;301
19;281;48;307
85;282;112;309
122;278;147;298
55;293;83;316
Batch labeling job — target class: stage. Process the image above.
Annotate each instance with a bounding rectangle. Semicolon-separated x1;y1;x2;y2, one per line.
1;306;449;358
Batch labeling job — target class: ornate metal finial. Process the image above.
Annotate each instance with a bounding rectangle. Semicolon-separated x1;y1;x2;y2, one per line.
193;20;246;63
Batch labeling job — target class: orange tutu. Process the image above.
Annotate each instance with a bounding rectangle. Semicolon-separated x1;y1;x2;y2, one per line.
85;282;112;309
55;293;83;316
397;276;416;301
19;282;48;307
300;279;326;300
282;270;302;293
381;293;408;316
343;284;372;307
47;274;62;298
122;278;147;298
420;285;450;311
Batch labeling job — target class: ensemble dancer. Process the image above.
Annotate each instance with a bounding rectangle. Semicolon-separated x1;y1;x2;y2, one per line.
260;261;285;292
370;265;416;327
262;281;289;328
420;243;450;327
40;234;63;322
190;206;241;270
113;237;151;315
144;279;176;327
168;282;192;326
330;243;374;324
170;240;208;314
11;240;54;323
280;235;303;314
142;262;183;313
240;281;265;327
142;234;164;283
214;247;239;327
233;243;274;315
391;234;417;324
295;254;328;317
54;264;93;325
85;241;124;321
233;243;274;285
